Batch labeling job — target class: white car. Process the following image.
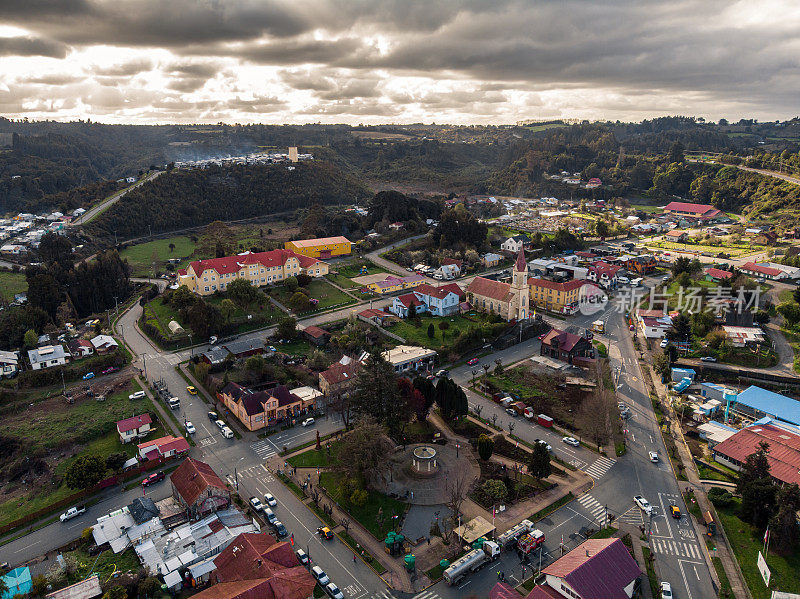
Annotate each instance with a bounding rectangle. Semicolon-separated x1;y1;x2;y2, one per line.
534;439;552;451
215;419;226;430
659;338;669;348
249;497;263;512
325;583;344;599
302;417;315;427
562;436;580;447
264;493;277;507
649;451;659;463
634;495;653;515
660;582;672;599
185;421;196;435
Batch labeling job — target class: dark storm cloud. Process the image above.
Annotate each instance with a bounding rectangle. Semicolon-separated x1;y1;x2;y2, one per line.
0;36;68;58
0;0;310;47
92;58;153;77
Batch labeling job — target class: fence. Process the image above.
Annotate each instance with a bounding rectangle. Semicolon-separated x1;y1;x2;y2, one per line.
0;455;168;536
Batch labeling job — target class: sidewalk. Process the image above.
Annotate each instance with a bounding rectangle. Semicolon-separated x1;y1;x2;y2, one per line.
643;361;749;599
267;456;423;593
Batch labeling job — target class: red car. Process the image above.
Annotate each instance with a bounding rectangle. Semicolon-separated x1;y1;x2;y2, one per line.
142;471;165;487
102;367;119;375
467;358;480;366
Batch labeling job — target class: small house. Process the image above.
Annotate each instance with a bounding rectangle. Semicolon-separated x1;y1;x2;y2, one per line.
117;414;152;443
303;326;330;346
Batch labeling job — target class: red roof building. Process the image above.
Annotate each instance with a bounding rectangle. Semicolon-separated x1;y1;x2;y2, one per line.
137;435;190;461
466;277;513;302
218;383;312;431
117;414;152;443
319;361;360;395
192;532;315;599
705;267;734;282
534;538;641;599
540;327;592;364
740;262;786;280
170;458;231;519
663;201;722;220
712;423;800;487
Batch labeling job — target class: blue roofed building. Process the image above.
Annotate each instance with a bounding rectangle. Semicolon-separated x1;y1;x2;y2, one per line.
671;367;695;383
732;386;800;427
2;567;32;599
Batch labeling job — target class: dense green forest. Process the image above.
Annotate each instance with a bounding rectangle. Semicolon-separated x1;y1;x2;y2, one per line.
86;161;371;240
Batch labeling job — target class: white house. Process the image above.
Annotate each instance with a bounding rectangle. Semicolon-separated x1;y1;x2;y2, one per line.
500;235;530;254
28;345;69;370
381;345;437;373
91;335;119;353
0;350;20;378
389;283;462;318
117;414;152;443
587;261;622;287
437;263;461;280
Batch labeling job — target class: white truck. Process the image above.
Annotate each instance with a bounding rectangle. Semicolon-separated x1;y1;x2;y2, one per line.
496;519;535;549
60;505;86;522
443;540;500;585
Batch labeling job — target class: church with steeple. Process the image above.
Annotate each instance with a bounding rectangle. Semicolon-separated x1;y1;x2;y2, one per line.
465;248;529;321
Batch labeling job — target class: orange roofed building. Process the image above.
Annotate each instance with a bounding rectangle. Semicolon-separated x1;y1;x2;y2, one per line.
465;249;529;321
170;457;231;520
178;250;329;296
191;532;315;599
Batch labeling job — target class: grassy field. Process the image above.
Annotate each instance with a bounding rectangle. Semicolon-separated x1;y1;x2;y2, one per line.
287;444;340;468
391;313;488;349
523;122;569;132
319;471;406;540
630;203;664;213
647;240;762;257
716;498;800;598
120;236;199;277
0;271;28;298
268;279;355;313
0;379;152;526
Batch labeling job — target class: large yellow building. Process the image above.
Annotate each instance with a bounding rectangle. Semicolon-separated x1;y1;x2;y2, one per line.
285;236;351;259
178;249;328;296
528;277;584;312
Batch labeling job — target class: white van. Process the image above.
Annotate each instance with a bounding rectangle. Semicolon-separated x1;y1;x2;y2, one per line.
168;397;180;410
221;427;234;439
129;391;146;400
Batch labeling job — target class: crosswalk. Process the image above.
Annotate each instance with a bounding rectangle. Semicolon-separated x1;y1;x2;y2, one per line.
251;439;277;460
651;537;703;560
616;506;645;526
584;456;616;480
411;591;439;599
576;494;608;525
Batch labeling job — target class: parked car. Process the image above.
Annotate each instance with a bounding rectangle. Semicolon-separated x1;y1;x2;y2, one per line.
649;451;659;463
435;369;448;378
659;339;669;348
634;495;653;515
186;386;197;394
467;358;480;366
295;549;309;566
185;421;196;435
264;508;277;525
317;526;333;540
660;582;672;599
311;566;330;586
102;367;118;375
670;504;681;519
215;419;226;430
273;521;288;537
249;497;264;512
129;391;146;400
208;411;218;421
302;417;315;427
324;583;345;599
142;471;165;487
264;493;277;507
505;408;517;417
82;372;95;380
534;439;552;451
701;356;717;362
562;436;580;447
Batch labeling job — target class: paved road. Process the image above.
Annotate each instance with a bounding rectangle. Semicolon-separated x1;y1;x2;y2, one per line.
71;171;163;226
430;304;716;598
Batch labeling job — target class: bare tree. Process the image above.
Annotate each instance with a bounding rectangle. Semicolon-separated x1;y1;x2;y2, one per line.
508;421;515;435
341;517;350;533
492;413;498;428
474;404;483;419
329;391;354;430
444;470;471;544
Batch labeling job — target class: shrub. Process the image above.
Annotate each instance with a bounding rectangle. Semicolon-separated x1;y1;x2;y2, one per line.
708;487;736;508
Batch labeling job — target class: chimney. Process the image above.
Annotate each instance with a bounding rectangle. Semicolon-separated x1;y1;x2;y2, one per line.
585;549;590;557
257;559;262;568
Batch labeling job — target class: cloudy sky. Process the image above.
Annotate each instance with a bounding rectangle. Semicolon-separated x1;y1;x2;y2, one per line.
0;0;799;124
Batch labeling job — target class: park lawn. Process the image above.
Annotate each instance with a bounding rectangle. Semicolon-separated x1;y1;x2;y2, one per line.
119;236;199;277
287;443;340;468
391;314;487;349
629;203;663;213
275;339;315;356
319;471;406;540
0;270;28;298
334;261;385;279
716;498;800;599
269;279;354;313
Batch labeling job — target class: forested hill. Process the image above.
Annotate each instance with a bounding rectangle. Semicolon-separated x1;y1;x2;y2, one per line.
85;161;371;240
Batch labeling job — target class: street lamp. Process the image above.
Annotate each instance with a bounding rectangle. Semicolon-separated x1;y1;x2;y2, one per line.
141;353;148;381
